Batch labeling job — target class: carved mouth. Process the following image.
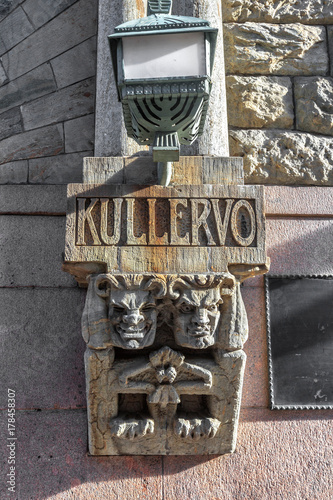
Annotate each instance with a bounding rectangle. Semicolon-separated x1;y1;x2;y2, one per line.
187;327;211;338
116;323;151;340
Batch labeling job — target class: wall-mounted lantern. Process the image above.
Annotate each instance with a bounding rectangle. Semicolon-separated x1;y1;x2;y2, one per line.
108;0;218;185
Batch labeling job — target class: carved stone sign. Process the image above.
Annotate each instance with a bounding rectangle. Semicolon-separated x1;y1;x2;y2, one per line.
63;157;269;455
64;184;266;279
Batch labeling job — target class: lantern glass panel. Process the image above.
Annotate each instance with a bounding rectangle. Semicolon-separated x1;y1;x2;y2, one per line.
122;32;206;80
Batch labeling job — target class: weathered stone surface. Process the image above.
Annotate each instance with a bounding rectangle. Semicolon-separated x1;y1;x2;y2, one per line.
83;156;124;184
22;0;78;29
64;183;266;277
0;160;27;184
29;151;92;184
0;410;163;499
51;36;97;89
1;0;97;81
264;186;333;216
226;76;294;129
0;124;63;165
84;156;244;186
0;59;7;85
0;107;22;141
0;185;67;213
0;288;85;409
266;218;333;276
0;215;76;286
222;0;333;24
64;114;95;153
0;0;20;22
0;63;56;115
22;77;95;131
81;273;248;455
295;77;333;136
230;129;333;185
0;6;33;55
224;23;328;76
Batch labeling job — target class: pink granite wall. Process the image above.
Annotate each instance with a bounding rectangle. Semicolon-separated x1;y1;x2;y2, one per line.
0;186;332;499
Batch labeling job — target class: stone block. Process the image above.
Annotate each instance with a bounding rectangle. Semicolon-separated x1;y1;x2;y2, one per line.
0;6;33;55
0;63;56;115
224;23;328;76
163;408;333;499
266;218;333;276
295;77;333;136
0;124;63;165
1;0;97;81
83;156;124;184
64;114;95;153
226;76;294;129
0;288;85;409
21;77;95;131
0;107;22;141
0;160;28;184
0;185;67;213
22;0;77;29
0;0;20;22
222;0;333;24
0;59;8;85
0;215;76;286
123;156;245;186
64;183;266;278
51;36;97;89
0;409;163;499
264;186;333;216
230;129;333;185
29;151;92;184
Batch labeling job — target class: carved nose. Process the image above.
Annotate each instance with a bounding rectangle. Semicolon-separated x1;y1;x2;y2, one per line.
192;309;209;326
122;310;144;325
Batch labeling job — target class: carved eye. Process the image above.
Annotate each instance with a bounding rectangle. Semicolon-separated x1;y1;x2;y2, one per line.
206;304;218;312
179;303;195;314
141;304;155;312
112;305;125;314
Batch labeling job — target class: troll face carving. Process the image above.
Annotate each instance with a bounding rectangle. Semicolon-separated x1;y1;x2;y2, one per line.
109;289;157;349
169;275;235;349
95;274;166;349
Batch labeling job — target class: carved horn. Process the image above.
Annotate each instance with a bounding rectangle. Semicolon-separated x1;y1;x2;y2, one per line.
94;274;123;297
144;275;167;298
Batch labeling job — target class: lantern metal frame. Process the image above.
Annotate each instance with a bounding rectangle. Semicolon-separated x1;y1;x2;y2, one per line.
108;1;218;185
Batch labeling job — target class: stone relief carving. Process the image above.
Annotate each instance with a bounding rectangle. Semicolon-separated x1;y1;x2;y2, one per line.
82;272;249;455
63;172;269;455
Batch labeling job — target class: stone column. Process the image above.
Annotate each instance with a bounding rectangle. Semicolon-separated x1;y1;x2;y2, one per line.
94;0;147;157
94;0;229;157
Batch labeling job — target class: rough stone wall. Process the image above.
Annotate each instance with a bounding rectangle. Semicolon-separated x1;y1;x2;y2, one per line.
223;0;333;185
0;0;97;184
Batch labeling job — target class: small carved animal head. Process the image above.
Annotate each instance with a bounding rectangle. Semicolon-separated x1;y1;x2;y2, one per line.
95;274;166;349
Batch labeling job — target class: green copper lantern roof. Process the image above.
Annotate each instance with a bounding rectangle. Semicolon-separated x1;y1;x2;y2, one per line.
113;14;212;35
